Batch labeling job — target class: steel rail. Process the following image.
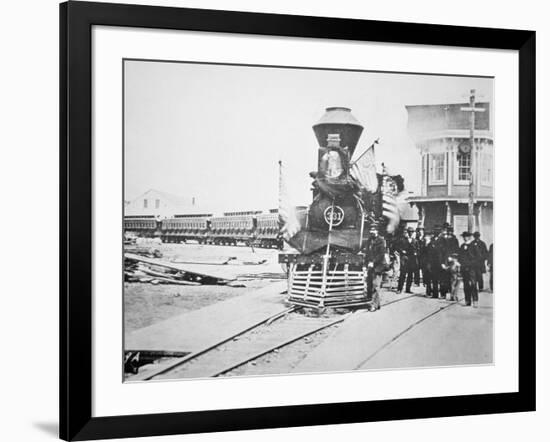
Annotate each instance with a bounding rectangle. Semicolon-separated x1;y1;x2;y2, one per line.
213;314;351;377
211;294;422;377
353;297;463;369
148;292;422;380
130;305;297;381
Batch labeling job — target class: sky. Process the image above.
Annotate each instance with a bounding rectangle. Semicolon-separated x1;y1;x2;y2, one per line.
124;60;493;213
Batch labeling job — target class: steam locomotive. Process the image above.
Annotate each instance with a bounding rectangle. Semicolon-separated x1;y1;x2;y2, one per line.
123;210;283;249
279;107;403;309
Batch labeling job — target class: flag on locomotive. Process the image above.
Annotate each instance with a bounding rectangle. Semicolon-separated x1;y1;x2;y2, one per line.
279;107;404;310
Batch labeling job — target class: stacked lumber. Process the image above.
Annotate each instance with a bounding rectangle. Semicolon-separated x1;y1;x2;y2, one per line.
124;253;237;286
236;272;286;280
125;245;163;259
125;259;201;286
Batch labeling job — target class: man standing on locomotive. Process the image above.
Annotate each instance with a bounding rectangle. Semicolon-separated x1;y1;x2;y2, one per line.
364;223;386;311
396;226;419;294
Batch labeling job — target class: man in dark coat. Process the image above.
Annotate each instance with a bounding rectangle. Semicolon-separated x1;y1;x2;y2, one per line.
419;231;441;298
414;227;424;285
458;231;482;307
434;227;450;298
472;231;488;290
488;243;493;292
445;225;459;255
364;224;387;311
396;226;419;294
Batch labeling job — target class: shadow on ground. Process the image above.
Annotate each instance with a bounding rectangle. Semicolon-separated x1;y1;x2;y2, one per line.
33;421;58;438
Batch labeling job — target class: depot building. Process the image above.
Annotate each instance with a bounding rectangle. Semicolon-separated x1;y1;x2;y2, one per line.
405;99;493;245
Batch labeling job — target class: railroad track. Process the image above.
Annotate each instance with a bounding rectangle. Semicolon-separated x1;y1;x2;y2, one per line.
353;298;460;370
155;312;348;379
129;292;422;381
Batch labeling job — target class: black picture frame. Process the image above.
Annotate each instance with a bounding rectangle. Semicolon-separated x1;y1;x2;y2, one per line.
60;1;536;440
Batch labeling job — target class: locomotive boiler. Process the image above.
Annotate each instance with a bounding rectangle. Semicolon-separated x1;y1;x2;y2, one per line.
279;107;402;310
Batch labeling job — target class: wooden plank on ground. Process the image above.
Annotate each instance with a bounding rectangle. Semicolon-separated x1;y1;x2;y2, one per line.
125;253;237;281
125;253;284;281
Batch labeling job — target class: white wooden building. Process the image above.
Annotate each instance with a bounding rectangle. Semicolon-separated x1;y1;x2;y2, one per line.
125;189;206;218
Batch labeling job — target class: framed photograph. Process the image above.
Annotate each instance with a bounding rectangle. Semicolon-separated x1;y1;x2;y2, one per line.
60;1;535;440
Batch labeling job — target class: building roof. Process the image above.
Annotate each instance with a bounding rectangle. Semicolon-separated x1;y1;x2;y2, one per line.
406;102;491;142
132;189;191;207
407;196;493;203
125;189;206;217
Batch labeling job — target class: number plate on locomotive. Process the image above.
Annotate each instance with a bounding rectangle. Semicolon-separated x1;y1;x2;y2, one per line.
323;205;345;227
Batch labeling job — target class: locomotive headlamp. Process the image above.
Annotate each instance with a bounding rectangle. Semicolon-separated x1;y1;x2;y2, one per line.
326;133;341;148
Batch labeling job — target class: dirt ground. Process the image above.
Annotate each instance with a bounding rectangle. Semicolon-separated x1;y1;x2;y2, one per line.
126;242;493;379
124;242;284;333
146;240;281;267
124;279;275;333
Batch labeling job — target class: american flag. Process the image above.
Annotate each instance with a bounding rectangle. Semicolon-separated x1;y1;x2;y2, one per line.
350;141;378;192
382;193;400;233
278;161;301;241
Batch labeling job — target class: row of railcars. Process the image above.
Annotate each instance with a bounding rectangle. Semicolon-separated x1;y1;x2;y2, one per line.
161;216;210;244
123;211;284;249
253;213;280;249
123;216;158;238
209;215;255;246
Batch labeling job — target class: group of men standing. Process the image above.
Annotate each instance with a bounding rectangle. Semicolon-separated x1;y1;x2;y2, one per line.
360;222;492;312
392;224;490;308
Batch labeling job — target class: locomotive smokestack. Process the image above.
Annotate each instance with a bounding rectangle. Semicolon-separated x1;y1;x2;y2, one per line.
313;107;364;157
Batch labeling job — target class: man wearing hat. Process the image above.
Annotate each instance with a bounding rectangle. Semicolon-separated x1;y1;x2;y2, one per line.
395;226;419;294
414;227;425;285
446;224;460;254
434;226;450;298
458;231;482;307
419;230;441;298
434;224;458;298
363;223;386;311
472;232;488;291
431;225;447;298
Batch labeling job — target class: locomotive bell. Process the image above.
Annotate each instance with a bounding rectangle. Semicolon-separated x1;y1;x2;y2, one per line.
313;107;364;157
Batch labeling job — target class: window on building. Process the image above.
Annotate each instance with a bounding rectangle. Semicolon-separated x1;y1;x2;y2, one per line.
155;199;160;209
456;152;471;183
481;153;493;185
143;199;148;208
429;153;446;185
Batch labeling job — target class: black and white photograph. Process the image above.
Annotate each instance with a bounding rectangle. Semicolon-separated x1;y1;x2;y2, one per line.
123;60;494;381
0;0;543;439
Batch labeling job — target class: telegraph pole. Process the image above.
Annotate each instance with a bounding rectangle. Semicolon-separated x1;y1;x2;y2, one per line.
461;89;485;232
